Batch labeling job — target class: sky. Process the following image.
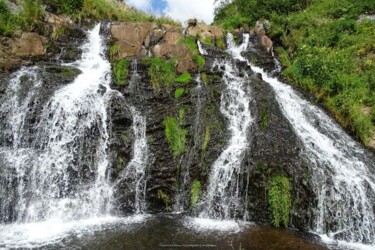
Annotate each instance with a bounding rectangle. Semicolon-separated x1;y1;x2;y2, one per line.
125;0;215;24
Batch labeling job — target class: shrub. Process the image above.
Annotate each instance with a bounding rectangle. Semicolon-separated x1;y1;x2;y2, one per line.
190;180;202;206
163;116;187;156
268;176;291;227
0;0;16;36
19;0;42;32
176;72;192;83
143;57;176;91
179;37;206;69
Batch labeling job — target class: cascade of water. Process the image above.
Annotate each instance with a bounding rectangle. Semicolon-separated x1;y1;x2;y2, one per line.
0;67;42;149
0;23;113;224
243;38;375;245
198;33;253;220
119;107;148;213
197;41;208;55
112;59;149;214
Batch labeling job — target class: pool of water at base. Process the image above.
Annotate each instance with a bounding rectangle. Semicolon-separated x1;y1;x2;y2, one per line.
33;214;331;250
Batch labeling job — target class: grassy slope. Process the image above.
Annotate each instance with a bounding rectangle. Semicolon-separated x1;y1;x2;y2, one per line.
0;0;179;37
215;0;375;147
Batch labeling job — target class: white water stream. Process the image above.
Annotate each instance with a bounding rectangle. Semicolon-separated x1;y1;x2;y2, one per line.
198;34;253;220
0;24;147;248
238;33;375;248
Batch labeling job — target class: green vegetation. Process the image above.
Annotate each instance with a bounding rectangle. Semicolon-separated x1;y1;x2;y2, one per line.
268;176;291;228
112;59;129;85
175;88;185;99
202;37;214;46
163;116;187;157
214;0;308;30
0;0;42;36
190;180;202;206
109;44;120;61
143;57;176;91
121;132;128;142
259;109;269;129
202;125;210;152
0;0;179;36
216;38;226;49
157;190;171;209
215;0;375;145
179;37;206;69
43;0;83;15
194;55;206;70
201;72;208;84
176;72;192;83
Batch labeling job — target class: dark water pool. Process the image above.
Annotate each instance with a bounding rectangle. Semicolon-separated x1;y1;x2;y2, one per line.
48;214;329;250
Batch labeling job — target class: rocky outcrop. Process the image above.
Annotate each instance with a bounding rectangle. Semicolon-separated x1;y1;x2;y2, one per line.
10;32;47;57
110;22;200;73
254;19;273;52
186;19;224;44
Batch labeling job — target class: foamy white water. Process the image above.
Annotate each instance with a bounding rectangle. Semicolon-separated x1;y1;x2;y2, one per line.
197;40;208;55
0;24;122;248
238;35;375;246
184;217;243;233
198;33;253;220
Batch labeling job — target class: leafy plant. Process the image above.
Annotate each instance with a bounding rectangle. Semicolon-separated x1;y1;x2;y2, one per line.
194;55;206;70
109;44;120;61
157;190;170;209
268;176;291;227
112;59;129;85
176;72;192;83
190;180;202;206
163;116;187;156
144;57;176;91
175;88;185;99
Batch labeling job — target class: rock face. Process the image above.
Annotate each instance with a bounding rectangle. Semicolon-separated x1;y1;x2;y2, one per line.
254;19;273;52
186;22;224;43
10;32;47;57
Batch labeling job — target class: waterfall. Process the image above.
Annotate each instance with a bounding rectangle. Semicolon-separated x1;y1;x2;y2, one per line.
0;24;124;247
198;33;253;220
245;39;375;246
112;59;149;214
119;107;148;213
197;41;208;55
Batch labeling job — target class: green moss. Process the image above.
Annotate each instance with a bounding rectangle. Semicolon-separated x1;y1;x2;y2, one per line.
179;36;199;55
163;116;187;157
216;38;226;49
117;156;125;171
259;109;269;129
202;37;214;46
201;73;208;84
176;72;192;83
112;59;129;85
179;37;206;69
109;44;120;61
61;66;81;78
194;55;206;70
268;176;291;228
157;189;170;209
121;132;128;142
175;88;185;99
143;57;176;91
190;180;202;206
202;125;210;152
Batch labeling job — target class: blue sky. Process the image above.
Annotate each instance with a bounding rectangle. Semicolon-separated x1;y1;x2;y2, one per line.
125;0;215;24
151;0;167;14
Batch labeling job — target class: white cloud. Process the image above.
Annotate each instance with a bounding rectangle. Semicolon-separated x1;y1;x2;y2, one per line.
163;0;215;24
125;0;152;11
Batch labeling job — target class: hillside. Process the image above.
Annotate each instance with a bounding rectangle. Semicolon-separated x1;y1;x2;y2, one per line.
215;0;375;149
